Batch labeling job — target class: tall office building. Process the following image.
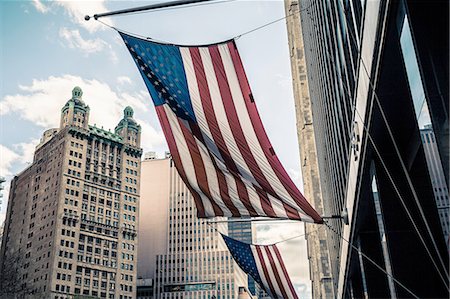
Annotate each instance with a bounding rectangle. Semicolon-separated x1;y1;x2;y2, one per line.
227;219;260;297
0;87;142;299
284;1;335;298
138;156;250;299
286;0;448;298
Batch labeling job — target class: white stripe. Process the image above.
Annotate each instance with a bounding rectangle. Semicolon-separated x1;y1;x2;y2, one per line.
218;44;311;219
251;246;275;298
266;193;289;219
259;246;284;298
268;246;296;298
164;105;215;216
180;47;255;216
195;131;232;215
179;47;247;216
198;47;261;188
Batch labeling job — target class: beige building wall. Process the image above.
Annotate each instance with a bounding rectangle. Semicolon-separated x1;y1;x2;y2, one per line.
138;157;248;299
284;1;335;298
138;157;170;279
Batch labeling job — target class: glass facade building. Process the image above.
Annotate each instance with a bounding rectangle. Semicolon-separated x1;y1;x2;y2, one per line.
288;0;449;297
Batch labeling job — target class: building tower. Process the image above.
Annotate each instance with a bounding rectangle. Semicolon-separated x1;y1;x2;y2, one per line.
284;1;335;298
0;87;143;299
138;156;250;299
286;0;449;298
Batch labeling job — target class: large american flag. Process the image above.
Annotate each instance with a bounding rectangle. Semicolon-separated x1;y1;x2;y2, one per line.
222;234;298;298
121;32;322;223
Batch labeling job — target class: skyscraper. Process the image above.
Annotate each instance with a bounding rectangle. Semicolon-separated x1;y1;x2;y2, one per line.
227;219;260;297
284;1;335;298
0;87;142;299
138;156;250;299
286;0;448;298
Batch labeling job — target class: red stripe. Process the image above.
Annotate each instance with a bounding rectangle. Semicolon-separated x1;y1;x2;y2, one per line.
264;246;289;299
255;246;278;299
227;41;323;223
189;47;258;217
178;119;224;216
209;45;301;219
254;185;301;220
155;105;206;217
273;245;298;299
189;122;241;217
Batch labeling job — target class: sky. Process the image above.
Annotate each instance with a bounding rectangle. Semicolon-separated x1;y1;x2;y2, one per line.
0;0;311;297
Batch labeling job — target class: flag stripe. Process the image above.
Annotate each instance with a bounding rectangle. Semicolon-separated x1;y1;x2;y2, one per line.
255;246;279;299
164;106;216;216
179;47;241;217
217;44;304;218
208;45;284;218
179;119;225;216
213;44;305;220
227;41;321;223
264;246;289;299
188;47;259;216
155;105;206;216
273;245;298;298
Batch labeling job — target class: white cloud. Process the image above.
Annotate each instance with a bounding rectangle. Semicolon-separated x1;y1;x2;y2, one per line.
56;1;113;33
32;0;50;13
137;120;166;154
0;145;20;177
58;27;118;62
32;0;112;33
117;76;132;85
59;27;107;54
13;139;40;165
256;222;311;297
0;75;164;151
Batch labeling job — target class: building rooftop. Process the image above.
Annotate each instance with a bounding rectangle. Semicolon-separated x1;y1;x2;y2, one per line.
89;125;123;142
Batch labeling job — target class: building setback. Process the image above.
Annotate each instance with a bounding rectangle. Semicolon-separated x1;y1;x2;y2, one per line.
0;87;142;299
138;156;250;299
286;0;449;298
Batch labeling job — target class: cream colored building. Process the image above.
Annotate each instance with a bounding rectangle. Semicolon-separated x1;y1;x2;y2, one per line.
0;87;142;299
284;1;335;298
138;156;249;299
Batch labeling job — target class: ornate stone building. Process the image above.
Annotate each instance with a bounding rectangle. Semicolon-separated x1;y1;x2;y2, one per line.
0;87;142;299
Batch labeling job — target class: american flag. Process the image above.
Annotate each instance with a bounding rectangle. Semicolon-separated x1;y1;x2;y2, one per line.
222;234;298;299
120;32;322;223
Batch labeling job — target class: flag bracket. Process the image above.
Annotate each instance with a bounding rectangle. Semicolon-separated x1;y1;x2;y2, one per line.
321;207;349;225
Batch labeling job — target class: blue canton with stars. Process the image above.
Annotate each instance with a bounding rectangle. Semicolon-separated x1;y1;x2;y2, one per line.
221;234;265;291
120;32;196;122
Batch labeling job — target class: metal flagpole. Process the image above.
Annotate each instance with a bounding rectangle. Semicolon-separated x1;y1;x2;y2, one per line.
84;0;213;21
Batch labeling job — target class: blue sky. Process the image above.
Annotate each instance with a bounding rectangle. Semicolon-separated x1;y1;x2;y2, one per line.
0;1;311;297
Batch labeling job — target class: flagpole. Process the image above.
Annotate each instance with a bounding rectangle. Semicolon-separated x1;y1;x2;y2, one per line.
85;0;213;21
